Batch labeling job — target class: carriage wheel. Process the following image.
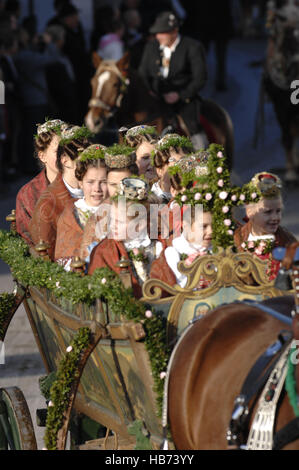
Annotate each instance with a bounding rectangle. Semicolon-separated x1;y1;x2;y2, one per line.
0;387;37;450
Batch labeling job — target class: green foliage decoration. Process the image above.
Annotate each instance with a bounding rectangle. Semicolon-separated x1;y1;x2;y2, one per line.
0;292;16;340
105;143;134;156
169;143;260;251
44;327;91;450
0;230;170;417
285;346;299;418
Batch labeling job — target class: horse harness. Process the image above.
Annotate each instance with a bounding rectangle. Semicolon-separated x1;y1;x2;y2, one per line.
161;298;298;450
227;300;298;450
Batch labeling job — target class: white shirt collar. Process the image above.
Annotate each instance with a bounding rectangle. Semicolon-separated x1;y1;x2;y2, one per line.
248;233;275;242
151;181;172;201
63;178;84;199
160;34;181;54
124;235;152;251
75;198;101;214
172;234;210;255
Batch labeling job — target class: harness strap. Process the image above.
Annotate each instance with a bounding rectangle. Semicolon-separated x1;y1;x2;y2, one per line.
227;330;292;448
272;417;299;450
236;299;292;326
246;341;292;449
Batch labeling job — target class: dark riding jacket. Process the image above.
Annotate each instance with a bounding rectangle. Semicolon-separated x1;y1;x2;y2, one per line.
138;35;207;104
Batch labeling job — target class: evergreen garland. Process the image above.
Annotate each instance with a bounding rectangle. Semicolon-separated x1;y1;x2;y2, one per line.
0;292;16;340
44;327;91;450
0;230;170;417
169;143;260;251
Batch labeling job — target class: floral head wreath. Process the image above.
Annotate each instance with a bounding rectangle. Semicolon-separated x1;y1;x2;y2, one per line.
171;144;241;249
244;172;282;201
155;134;194;153
168;150;210;187
78;144;106;163
120;125;158;146
59;125;93;146
104;143;136;169
114;177;149;201
36;119;66;137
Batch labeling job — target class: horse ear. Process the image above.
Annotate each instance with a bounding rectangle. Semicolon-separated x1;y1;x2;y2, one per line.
117;52;130;76
92;52;102;69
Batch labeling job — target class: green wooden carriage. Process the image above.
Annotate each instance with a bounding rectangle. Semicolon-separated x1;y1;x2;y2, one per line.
0;212;291;450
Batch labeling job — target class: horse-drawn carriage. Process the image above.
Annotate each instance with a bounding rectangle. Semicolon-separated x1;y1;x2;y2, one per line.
1;211;298;451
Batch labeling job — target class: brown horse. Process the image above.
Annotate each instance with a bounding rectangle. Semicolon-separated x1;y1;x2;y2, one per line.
85;52;234;169
167;297;297;450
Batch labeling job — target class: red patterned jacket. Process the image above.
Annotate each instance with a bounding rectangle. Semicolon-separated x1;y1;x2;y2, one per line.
16;169;49;245
29;173;73;261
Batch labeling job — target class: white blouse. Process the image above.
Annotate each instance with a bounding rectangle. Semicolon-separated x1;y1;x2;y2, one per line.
165;234;209;288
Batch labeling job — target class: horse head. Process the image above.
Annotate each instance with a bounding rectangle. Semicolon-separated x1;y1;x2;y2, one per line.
85;52;130;134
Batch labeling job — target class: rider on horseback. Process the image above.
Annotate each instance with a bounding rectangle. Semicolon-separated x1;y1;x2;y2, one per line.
138;11;208;151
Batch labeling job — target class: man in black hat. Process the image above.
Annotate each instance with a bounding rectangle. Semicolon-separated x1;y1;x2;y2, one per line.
138;11;208;149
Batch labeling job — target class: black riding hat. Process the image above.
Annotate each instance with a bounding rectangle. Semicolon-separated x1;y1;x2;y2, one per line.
149;11;180;34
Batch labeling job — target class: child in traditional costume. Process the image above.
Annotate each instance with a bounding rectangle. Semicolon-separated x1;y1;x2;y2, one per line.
151;133;194;202
29;125;92;260
150;151;213;288
79;144;139;260
121;124;158;183
16;119;66;245
105;143;139;197
234;171;297;281
55;144;108;270
88;177;163;298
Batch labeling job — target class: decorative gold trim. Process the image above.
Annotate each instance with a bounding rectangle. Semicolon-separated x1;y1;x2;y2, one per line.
142;249;289;344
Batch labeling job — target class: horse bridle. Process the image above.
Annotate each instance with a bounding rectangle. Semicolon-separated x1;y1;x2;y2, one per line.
88;62;130;117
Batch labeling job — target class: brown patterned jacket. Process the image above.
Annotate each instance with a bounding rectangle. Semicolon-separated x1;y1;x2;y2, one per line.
16;169;49;245
88;238;142;298
29;173;73;260
54;200;84;265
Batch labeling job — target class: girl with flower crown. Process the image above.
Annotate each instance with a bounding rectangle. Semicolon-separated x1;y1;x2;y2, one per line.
234;172;297;281
88;178;163;298
79;144;139;261
29;125;92;260
121;125;158;183
16;119;67;245
55;144;108;270
151;133;194;202
150;153;213;289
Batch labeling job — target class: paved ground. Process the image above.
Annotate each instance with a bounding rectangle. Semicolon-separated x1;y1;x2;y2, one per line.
0;36;298;450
